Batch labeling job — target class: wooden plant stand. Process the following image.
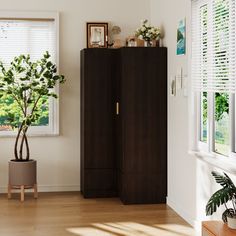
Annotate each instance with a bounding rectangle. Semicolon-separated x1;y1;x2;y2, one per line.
202;221;236;236
8;184;38;202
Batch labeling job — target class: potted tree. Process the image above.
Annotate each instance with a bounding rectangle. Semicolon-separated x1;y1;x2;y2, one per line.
206;171;236;229
0;52;65;201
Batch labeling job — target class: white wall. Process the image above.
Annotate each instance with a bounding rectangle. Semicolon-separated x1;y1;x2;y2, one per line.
150;0;236;230
150;0;197;225
0;0;150;192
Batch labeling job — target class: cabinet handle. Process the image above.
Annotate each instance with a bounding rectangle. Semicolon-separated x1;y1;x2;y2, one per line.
116;102;119;115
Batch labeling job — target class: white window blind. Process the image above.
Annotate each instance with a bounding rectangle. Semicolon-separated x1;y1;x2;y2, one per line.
0;19;56;65
0;15;59;136
192;0;236;93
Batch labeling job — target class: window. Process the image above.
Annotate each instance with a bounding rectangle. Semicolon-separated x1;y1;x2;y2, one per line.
0;12;59;136
192;0;236;157
200;92;208;143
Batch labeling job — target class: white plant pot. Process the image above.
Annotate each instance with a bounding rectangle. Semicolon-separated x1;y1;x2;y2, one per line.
227;216;236;229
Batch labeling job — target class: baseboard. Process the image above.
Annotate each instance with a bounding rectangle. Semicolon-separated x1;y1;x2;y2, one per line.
38;185;80;192
167;197;196;227
0;185;80;193
167;197;202;234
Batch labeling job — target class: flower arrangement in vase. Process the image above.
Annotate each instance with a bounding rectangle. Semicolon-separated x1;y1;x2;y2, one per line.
135;19;161;47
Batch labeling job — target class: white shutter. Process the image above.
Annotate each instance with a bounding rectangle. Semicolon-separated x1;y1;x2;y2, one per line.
0;19;56;66
192;0;236;93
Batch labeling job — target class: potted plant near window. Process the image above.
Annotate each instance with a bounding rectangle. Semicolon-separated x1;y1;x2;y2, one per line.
0;52;65;201
206;171;236;229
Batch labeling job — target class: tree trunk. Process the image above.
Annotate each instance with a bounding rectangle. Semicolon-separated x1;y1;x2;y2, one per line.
19;130;30;161
14;125;23;160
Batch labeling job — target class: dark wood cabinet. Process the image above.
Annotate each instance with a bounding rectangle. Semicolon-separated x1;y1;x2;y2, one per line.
80;49;117;197
118;48;167;204
80;47;167;203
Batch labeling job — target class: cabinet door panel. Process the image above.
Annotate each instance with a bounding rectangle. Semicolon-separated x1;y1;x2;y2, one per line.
83;49;115;169
120;48;167;174
119;172;166;204
83;169;117;198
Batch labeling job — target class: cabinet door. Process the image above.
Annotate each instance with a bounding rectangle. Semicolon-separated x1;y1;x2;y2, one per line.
120;48;167;174
82;49;116;169
118;48;167;204
81;49;117;198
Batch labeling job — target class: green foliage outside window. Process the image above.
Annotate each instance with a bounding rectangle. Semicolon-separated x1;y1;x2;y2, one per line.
0;94;49;130
215;93;229;121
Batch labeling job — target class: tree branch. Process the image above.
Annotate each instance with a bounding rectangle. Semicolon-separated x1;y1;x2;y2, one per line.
25;133;30;161
18;95;41;160
19;127;29;160
31;95;42;115
14;124;23;160
23;90;27;115
11;92;25;116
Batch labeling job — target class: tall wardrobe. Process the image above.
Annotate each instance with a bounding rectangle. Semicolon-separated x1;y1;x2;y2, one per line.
80;47;167;204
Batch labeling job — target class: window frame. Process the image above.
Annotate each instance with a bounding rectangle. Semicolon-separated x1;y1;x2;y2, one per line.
0;11;60;137
197;91;236;157
191;0;236;162
198;92;208;152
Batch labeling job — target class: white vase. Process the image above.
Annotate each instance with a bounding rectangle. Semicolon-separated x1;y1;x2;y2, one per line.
144;40;152;47
227;216;236;229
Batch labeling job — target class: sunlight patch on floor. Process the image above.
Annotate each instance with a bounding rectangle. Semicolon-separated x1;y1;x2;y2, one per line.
67;227;114;236
67;222;195;236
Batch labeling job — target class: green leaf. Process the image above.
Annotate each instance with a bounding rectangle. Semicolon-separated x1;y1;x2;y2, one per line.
206;188;234;216
51;65;57;73
53;75;60;81
44;51;50;59
43;71;52;79
46;61;53;68
49;92;58;99
31;81;40;86
212;171;236;189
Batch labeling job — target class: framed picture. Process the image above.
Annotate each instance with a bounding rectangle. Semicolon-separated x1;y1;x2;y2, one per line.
86;22;108;48
176;18;186;55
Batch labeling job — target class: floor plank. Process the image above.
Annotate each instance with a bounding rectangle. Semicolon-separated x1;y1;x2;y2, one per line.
0;192;195;236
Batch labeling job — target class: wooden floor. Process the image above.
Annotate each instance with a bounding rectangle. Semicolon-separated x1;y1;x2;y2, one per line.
0;192;195;236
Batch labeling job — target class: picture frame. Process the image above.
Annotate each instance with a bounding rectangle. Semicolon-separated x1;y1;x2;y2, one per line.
86;22;108;48
176;18;186;55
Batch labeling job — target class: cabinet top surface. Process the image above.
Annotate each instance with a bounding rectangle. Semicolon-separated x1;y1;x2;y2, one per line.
81;47;167;51
202;221;236;236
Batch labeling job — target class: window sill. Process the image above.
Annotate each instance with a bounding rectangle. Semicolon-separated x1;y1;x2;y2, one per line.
0;132;59;138
189;150;236;175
